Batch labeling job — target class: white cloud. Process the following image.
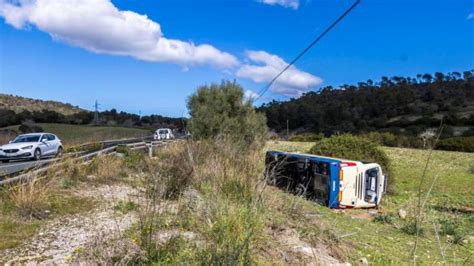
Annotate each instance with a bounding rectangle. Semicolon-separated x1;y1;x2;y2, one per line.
236;50;322;97
257;0;299;10
244;89;259;100
467;13;474;20
0;0;238;68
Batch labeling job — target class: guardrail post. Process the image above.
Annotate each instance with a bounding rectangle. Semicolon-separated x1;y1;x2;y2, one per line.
149;143;153;158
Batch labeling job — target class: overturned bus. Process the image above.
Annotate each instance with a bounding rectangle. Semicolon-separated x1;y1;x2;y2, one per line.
265;151;387;209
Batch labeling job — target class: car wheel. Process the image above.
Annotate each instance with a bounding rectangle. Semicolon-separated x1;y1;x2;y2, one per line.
56;146;63;158
34;148;42;161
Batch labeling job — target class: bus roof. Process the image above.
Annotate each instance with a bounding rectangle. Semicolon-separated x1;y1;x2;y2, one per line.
267;150;364;165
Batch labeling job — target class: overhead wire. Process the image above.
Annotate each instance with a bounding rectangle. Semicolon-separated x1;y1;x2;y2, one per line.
254;0;361;100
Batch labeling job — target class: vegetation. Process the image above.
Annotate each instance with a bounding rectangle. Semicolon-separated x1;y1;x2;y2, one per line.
288;133;325;142
0;178;97;250
309;134;391;176
187;81;267;148
437;136;474;152
259;70;474;138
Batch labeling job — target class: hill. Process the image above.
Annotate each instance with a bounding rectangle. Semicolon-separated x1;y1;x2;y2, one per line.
0;95;185;131
258;70;474;137
0;94;84;115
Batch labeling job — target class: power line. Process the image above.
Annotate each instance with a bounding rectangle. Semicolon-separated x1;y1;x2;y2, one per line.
255;0;361;100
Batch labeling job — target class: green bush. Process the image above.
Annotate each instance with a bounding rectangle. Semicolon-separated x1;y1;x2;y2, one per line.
288;133;325;142
438;218;466;245
187;81;267;148
19;121;43;134
114;200;138;213
309;134;393;193
436;136;474;152
373;213;396;224
361;132;398;147
401;221;424;236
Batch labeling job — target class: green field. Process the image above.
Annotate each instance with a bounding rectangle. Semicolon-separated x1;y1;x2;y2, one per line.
1;123;151;147
267;141;473;264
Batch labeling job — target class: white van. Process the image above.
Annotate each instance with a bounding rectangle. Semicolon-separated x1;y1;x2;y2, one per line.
154;128;174;140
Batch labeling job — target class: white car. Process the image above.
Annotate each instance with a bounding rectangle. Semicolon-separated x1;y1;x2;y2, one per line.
0;133;63;163
154;128;174;140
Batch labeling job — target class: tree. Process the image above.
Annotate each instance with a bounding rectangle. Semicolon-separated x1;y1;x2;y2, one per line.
187;81;267;147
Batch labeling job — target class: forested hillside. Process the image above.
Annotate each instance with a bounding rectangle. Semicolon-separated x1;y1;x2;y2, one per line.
0;94;84;115
0;94;185;131
258;70;474;137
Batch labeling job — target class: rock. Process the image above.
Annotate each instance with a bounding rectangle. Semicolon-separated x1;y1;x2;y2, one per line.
398;209;407;219
368;210;378;216
359;257;368;265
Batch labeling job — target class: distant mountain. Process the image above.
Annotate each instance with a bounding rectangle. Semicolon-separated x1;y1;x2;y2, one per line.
0;94;85;116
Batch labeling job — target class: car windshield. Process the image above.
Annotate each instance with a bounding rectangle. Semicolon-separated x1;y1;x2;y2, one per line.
12;135;41;143
158;130;168;134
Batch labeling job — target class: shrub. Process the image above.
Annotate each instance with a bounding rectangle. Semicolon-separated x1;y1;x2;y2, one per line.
436;136;474;152
438;218;458;236
18;120;43;134
114;200;139;214
401;221;424;236
361;132;398;147
288;133;325;142
8;179;51;219
438;218;466;245
186;81;267;148
373;213;396;224
158;144;194;200
86;156;125;182
396;135;424;148
309;134;393;192
0;129;17;145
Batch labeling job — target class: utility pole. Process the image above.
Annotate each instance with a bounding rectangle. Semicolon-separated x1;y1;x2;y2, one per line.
286;119;289;140
94;100;100;125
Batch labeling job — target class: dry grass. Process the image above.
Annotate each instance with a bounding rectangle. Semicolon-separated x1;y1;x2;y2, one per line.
0;130;16;145
8;179;52;219
89;139;345;265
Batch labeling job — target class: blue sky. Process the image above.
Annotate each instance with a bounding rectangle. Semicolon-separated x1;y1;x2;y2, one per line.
1;0;473;117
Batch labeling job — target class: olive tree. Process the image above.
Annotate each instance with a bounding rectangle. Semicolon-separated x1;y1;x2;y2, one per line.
187;81;267;147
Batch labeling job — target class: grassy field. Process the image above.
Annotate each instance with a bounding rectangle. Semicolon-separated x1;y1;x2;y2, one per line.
0;123;151;146
267;141;474;264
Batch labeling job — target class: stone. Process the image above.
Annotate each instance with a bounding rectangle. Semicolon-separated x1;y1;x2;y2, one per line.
359;257;368;265
398;209;407;219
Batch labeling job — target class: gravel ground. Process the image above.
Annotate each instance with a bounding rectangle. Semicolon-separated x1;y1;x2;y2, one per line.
1;184;347;265
0;184;140;265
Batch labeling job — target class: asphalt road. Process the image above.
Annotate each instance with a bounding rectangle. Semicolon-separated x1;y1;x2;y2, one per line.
0;137;180;182
0;158;56;179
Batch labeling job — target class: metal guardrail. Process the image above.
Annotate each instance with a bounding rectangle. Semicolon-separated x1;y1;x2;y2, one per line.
0;137;180;186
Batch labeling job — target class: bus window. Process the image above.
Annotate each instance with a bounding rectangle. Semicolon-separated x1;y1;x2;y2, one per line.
311;161;330;206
